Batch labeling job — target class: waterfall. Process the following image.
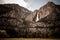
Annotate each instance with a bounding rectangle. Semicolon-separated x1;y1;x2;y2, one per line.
35;13;39;22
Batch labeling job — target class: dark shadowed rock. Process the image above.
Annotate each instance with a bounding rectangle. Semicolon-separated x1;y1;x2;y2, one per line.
0;4;32;37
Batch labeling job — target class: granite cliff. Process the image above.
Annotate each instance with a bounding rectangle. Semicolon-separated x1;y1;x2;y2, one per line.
0;2;60;38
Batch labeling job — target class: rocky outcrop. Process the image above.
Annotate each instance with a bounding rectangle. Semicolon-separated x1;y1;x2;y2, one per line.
0;4;32;37
0;2;60;38
25;2;60;38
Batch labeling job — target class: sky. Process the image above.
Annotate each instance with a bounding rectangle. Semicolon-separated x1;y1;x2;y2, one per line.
0;0;27;8
0;0;60;11
24;0;60;11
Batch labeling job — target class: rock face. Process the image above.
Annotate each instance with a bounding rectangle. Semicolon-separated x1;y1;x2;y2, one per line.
0;4;32;37
0;2;60;38
25;2;60;38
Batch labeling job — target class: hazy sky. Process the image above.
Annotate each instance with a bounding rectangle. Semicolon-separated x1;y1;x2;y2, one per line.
24;0;60;11
0;0;60;11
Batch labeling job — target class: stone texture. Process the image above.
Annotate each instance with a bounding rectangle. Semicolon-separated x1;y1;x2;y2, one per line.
0;2;60;38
